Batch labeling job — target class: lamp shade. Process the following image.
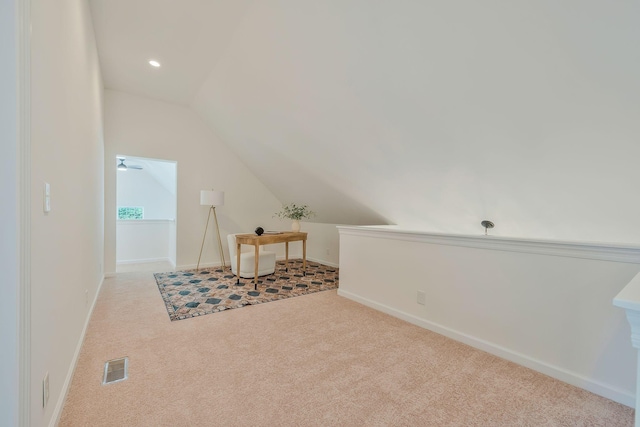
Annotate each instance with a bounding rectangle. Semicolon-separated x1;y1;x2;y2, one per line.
200;190;224;207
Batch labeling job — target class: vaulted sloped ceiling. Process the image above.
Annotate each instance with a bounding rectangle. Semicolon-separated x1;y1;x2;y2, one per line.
90;0;640;243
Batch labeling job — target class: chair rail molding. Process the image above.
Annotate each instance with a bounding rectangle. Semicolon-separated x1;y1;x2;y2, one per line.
337;226;640;264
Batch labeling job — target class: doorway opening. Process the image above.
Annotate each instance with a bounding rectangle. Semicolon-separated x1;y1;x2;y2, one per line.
115;155;177;273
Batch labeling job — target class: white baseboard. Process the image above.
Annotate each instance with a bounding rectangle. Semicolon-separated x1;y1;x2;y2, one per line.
50;275;105;427
116;257;171;265
307;256;339;268
337;288;635;408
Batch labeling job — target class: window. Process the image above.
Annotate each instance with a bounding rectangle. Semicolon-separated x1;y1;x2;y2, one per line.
117;207;144;220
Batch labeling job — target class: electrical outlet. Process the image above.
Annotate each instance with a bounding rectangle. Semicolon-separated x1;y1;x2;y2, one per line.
43;372;49;407
417;290;426;305
325;248;330;256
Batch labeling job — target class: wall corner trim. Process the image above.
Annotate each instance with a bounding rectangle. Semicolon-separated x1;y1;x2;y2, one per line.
18;0;32;424
337;226;640;264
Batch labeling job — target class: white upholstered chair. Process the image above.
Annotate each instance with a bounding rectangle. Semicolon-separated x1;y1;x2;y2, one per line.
227;233;277;278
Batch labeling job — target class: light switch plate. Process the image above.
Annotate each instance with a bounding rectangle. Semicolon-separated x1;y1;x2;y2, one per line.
44;182;50;212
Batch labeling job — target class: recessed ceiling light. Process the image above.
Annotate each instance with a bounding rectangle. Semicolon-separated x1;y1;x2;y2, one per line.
149;60;161;68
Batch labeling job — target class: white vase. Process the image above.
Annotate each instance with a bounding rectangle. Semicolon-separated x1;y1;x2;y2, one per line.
291;220;301;232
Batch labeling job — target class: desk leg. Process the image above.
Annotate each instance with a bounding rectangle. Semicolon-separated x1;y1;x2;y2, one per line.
302;238;307;275
236;243;241;285
254;244;259;290
285;242;289;272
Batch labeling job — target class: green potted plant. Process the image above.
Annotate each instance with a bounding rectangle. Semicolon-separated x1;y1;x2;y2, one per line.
274;203;315;232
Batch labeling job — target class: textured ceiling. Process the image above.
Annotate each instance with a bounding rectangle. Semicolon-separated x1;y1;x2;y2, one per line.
89;1;640;242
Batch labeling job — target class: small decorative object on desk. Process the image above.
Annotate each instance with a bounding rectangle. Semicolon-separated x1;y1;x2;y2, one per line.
274;203;315;232
255;226;264;236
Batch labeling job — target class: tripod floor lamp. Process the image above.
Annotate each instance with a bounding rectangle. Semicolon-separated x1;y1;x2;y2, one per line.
197;190;226;271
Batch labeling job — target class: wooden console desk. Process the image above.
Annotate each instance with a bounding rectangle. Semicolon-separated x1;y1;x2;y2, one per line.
235;231;307;289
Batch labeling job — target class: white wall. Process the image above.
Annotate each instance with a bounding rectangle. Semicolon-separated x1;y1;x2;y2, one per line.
104;90;286;273
193;1;640;244
338;226;640;407
0;0;20;424
168;220;177;266
30;0;104;425
116;220;174;265
301;222;340;267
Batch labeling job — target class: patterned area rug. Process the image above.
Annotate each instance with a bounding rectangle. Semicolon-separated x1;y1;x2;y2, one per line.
154;260;339;321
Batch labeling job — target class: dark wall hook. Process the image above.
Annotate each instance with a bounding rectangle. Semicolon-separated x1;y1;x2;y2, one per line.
481;220;495;235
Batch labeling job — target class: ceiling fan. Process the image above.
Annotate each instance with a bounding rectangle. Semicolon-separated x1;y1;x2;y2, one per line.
117;158;143;171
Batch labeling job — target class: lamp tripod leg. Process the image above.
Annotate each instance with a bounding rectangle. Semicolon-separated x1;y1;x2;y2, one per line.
212;206;226;269
196;206;213;271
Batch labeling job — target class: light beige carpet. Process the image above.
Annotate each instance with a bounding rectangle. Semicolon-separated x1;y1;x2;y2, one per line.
59;271;634;426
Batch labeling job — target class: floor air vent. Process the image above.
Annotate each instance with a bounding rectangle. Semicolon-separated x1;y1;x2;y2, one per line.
102;357;128;385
